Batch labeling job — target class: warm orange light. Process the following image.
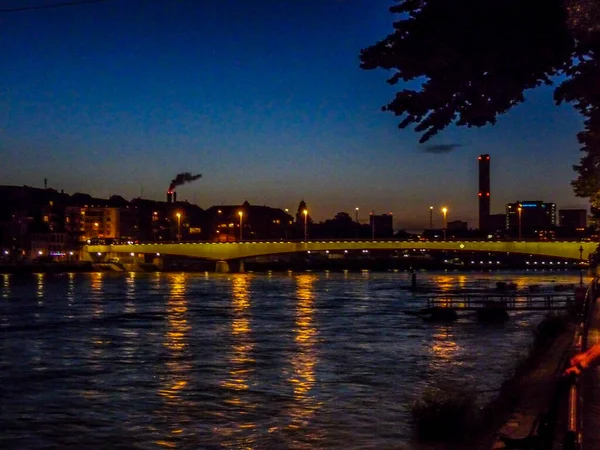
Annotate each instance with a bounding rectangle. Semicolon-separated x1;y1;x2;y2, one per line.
303;209;308;216
442;207;448;214
176;212;181;219
238;211;243;217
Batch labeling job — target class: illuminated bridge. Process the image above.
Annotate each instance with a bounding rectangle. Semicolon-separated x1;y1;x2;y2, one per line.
84;240;597;271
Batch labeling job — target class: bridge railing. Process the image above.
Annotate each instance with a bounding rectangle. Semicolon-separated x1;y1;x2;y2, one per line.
562;277;597;449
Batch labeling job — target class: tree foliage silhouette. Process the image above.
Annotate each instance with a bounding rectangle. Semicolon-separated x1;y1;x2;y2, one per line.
360;0;600;218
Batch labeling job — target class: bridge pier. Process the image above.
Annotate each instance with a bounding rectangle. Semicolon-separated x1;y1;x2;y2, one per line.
215;260;230;273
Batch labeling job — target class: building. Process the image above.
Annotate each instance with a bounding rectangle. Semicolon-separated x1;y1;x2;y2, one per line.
559;209;587;229
370;213;394;238
478;154;491;230
506;201;557;237
206;202;293;241
447;220;468;230
487;214;507;233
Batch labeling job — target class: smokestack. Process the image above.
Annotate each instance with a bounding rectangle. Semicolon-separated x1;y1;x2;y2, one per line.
478;154;491;230
44;178;47;189
174;191;177;203
167;191;173;203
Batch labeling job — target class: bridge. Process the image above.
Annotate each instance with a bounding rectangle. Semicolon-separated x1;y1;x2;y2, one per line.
84;240;597;270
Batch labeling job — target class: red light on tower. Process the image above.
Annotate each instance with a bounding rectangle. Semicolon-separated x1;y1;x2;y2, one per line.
478;192;482;197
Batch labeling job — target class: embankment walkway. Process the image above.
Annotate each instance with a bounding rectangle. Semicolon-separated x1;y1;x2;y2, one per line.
583;295;600;448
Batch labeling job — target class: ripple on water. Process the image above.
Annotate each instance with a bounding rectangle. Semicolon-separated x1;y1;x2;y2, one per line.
0;270;583;448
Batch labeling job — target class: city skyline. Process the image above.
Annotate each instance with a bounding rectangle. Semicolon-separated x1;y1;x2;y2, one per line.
0;0;589;229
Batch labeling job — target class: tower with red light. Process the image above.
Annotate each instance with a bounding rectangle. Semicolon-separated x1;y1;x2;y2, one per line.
478;154;490;230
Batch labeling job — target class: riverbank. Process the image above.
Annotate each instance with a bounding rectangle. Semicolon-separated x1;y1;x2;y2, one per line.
468;317;574;449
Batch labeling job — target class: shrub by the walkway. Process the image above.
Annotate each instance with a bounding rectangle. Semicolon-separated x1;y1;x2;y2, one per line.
411;381;478;441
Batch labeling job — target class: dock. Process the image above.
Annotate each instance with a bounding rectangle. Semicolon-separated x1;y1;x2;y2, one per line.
424;293;574;312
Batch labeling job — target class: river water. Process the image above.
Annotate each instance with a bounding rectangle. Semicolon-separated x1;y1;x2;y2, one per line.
0;270;584;449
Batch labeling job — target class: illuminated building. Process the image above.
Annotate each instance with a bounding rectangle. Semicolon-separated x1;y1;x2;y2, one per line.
506;201;556;237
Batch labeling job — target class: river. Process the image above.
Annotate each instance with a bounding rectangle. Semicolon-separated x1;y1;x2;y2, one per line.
0;270;585;449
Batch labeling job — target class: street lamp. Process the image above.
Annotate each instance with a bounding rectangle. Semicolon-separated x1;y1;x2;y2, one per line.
429;206;433;229
284;208;289;240
517;206;522;241
579;245;584;286
371;210;375;240
441;207;448;240
176;212;181;242
238;211;243;241
355;207;359;238
303;209;308;241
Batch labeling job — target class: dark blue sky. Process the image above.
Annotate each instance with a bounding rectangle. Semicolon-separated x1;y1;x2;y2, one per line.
0;0;587;229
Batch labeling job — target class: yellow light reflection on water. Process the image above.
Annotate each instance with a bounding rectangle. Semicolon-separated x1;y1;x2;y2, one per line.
288;273;321;431
91;272;104;317
431;274;455;292
219;274;257;442
2;274;11;299
125;271;136;305
36;272;44;303
157;273;192;447
66;272;75;306
429;326;462;372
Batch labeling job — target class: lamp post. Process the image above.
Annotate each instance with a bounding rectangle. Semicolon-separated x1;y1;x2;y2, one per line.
429;206;433;229
517;206;522;241
303;209;308;241
175;212;181;242
238;211;243;241
579;245;584;287
371;210;375;241
441;207;448;240
355;207;359;238
285;208;289;240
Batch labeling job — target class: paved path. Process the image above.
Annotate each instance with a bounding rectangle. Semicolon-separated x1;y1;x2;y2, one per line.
583;296;600;448
491;328;574;449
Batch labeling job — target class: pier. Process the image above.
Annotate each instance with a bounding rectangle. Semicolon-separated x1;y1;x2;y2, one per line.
423;293;575;312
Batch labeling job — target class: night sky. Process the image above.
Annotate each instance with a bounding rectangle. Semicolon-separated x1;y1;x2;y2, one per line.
0;0;588;230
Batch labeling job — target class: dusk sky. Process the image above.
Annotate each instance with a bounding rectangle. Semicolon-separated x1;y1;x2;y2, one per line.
0;0;588;230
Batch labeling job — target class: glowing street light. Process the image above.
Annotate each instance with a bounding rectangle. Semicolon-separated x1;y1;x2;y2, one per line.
370;210;375;240
441;207;448;240
176;212;181;242
238;211;244;241
303;209;308;241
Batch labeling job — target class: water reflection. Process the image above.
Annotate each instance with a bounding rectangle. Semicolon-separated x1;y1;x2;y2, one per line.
90;272;104;318
428;326;461;371
125;272;136;304
2;273;10;299
219;274;256;444
288;274;321;434
431;274;455;292
36;273;44;303
157;273;192;448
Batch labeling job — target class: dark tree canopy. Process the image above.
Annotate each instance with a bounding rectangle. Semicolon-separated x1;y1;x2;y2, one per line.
361;0;600;219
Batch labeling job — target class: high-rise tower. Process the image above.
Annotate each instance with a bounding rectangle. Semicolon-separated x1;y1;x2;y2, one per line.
478;154;490;230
